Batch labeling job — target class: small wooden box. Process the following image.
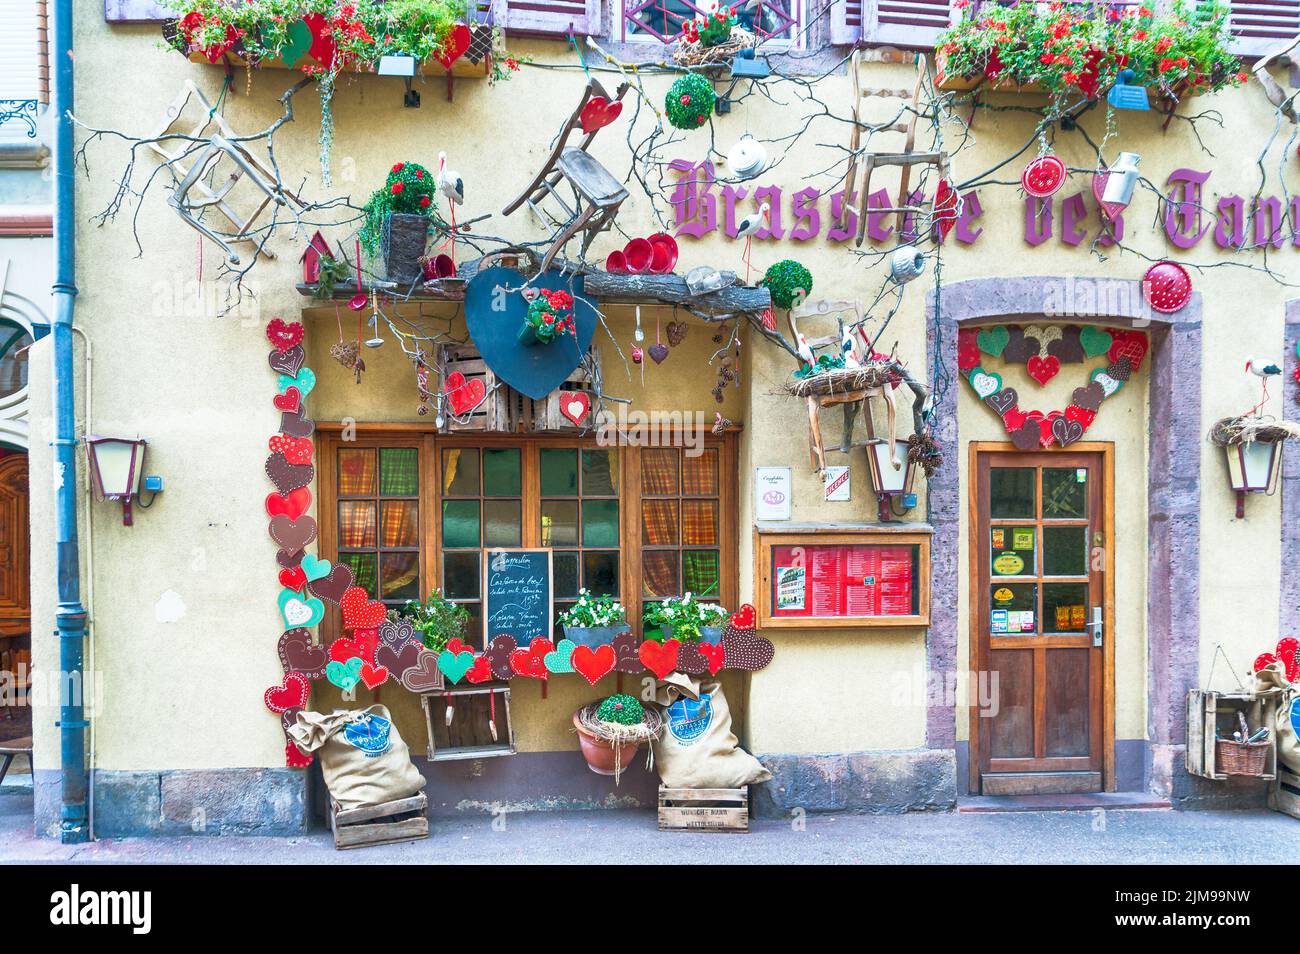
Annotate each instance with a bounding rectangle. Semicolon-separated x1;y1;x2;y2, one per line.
1269;765;1300;820
508;351;599;432
438;344;510;432
329;792;429;850
658;786;749;833
1186;689;1279;781
420;685;516;762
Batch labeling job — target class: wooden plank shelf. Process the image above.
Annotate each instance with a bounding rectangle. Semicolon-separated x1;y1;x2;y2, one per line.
329;792;429;850
1269;765;1300;820
658;786;750;833
583;271;772;316
420;685;516;762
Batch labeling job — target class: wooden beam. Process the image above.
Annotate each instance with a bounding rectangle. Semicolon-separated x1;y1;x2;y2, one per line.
582;271;772;316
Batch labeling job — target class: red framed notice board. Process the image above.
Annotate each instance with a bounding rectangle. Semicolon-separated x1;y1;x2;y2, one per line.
756;529;931;629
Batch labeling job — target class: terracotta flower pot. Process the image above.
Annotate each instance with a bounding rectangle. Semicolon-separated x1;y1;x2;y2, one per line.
573;711;644;776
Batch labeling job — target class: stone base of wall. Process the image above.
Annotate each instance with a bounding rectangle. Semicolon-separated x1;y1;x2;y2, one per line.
1151;743;1270;811
753;749;957;817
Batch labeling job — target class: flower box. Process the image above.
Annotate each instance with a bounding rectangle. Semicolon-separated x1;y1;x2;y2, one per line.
935;50;1044;94
180;35;492;79
660;623;724;644
563;624;631;649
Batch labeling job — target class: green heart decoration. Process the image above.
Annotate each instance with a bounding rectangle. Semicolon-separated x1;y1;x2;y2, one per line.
437;649;476;685
1079;325;1113;358
1090;367;1125;398
279;18;313;68
326;656;363;692
300;553;331;583
278;588;325;629
278;367;316;399
976;326;1010;357
968;367;1003;400
543;638;576;674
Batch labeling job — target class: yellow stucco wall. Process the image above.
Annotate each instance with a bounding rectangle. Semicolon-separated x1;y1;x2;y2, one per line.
25;2;1298;780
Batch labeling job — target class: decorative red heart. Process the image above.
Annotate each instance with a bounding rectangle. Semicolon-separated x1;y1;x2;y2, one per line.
933;178;959;240
1065;404;1096;429
1026;354;1061;385
285;739;313;769
444;371;486;416
359;661;389;690
730;604;756;630
1277;637;1299;681
698;642;726;676
269;434;313;466
264;672;311;714
559;390;590;427
1036;411;1062;449
279;566;308;592
340;587;388;631
272;387;302;414
266;487;311;521
266;318;304;353
510;638;552;679
639;638;681;680
571;644;616;686
1255;652;1279;673
436;24;471;67
446;637;472;655
1107;330;1149;371
464;654;494;684
579;95;623;134
1002;407;1028;433
957;329;980;372
330;632;376;666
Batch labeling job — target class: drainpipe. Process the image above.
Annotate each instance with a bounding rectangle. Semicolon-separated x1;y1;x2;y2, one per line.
50;0;89;844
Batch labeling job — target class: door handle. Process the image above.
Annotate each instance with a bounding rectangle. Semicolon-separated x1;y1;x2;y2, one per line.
1089;606;1103;647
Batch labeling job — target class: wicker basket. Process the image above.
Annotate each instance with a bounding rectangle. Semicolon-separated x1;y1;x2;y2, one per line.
1214;738;1271;777
784;364;893;398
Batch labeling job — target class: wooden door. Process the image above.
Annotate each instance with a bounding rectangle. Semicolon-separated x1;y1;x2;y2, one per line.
970;446;1113;795
0;454;29;639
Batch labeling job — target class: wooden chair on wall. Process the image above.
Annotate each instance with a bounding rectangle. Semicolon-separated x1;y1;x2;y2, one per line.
789;298;898;476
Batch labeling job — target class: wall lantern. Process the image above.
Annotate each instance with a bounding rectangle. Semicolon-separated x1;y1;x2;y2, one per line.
84;435;148;526
865;438;917;522
1223;439;1281;519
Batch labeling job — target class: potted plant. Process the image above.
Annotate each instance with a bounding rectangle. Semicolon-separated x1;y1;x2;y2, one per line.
518;288;576;346
558;589;629;649
645;593;728;643
682;5;737;47
360;161;444;285
572;693;663;782
401;588;470;654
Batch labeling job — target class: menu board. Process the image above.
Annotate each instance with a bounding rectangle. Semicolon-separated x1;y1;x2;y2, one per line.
483;549;553;647
771;544;917;619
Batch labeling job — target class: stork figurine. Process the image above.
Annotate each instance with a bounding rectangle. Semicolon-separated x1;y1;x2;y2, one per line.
840;327;863;369
437;151;465;261
795;330;815;369
734;201;770;285
1246;357;1283;416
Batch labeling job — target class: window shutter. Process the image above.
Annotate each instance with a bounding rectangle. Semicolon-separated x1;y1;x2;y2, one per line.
501;0;601;36
104;0;170;22
866;0;954;48
1222;0;1300;58
830;0;866;44
0;1;41;144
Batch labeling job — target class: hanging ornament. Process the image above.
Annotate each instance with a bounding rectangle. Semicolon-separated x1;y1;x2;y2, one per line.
1142;261;1192;314
1092;167;1128;222
649;316;669;364
726;134;768;180
889;245;926;284
933;179;959;241
1021;154;1067;198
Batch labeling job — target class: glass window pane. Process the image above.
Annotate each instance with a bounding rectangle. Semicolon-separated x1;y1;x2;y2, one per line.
338;501;376;549
683;449;719;495
340;552;378;598
583;551;619;596
1043;525;1088;577
483;448;521;496
379;447;419;496
380;500;418;549
583;499;619;547
990;582;1037;635
540;448;578;496
441;499;480;549
683;550;721;598
462;602;483;647
442;448;479;497
682;500;717;546
989;468;1034;519
642;499;679;546
338;448;376;496
582;449;619;496
553;602;575;637
541;500;579;547
641;448;679;495
553;551;580;599
642;550;679;598
443;551;480;600
1044;582;1088;632
990;526;1035;577
381;552;420;602
1043;467;1088;518
484;499;522;547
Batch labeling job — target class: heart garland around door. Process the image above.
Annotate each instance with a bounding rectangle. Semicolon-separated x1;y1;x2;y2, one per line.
959;325;1147;449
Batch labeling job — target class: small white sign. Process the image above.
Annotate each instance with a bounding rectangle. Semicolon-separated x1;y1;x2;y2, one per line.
755;466;792;520
824;465;850;501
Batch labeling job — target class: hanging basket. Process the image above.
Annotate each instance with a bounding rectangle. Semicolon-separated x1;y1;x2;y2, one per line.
784;363;894;398
672;27;757;68
1207;415;1300;447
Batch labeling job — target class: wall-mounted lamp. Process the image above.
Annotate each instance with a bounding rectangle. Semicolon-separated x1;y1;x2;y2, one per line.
1223;439;1281;519
865;438;917;522
84;434;150;526
378;55;420;107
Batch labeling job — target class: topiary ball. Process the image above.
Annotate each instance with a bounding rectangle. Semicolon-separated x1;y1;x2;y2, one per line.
596;693;645;726
384;161;437;216
761;260;814;309
666;74;715;131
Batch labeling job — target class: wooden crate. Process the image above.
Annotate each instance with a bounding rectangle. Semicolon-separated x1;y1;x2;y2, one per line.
1269;765;1300;820
508;351;599;432
438;344;511;433
329;792;429;850
658;786;749;833
420;685;516;762
1186;689;1279;781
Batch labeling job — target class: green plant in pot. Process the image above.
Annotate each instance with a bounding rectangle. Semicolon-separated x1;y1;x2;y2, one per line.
519;288;576;346
573;693;663;782
645;593;728;643
558;589;629;649
360;161;445;286
401;588;469;654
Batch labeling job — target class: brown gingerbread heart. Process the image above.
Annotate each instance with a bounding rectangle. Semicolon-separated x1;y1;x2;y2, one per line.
281;707;303;735
1010;418;1042;451
279;409;315;439
611;629;645;674
276;548;304;569
486;634;518;680
1071;381;1105;412
1046;326;1085;364
376;639;423;678
378;619;418;650
986;387;1018;416
268;514;317;551
308;562;354;606
676;641;709;675
266;454;314;494
268;345;305;377
720;623;774;672
277;628;328;679
400;649;444;692
666;320;689;347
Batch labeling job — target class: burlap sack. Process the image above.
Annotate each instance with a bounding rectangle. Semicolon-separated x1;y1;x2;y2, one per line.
1253;663;1300;774
288;705;426;811
652;679;772;788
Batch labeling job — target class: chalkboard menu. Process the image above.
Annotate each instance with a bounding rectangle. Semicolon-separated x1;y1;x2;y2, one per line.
483;549;553;647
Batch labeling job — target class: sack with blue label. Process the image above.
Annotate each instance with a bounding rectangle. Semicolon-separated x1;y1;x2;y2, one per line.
652;677;772;789
288;704;426;811
1253;663;1300;774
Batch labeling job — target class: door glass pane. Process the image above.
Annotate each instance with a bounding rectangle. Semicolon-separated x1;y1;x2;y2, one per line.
340;552;378;598
582;449;619;496
990;526;1034;577
484;500;522;547
541;500;578;546
682;500;718;546
338;448;376;496
990;582;1037;635
441;500;480;549
683;449;719;495
380;501;418;548
442;448;480;496
641;448;679;495
583;551;619;595
381;552;420;601
379;447;419;496
540;448;578;496
1043;582;1088;632
442;551;480;599
1043;525;1087;577
642;499;679;546
583;499;619;547
339;501;376;549
1043;467;1087;518
683;550;721;597
483;448;521;496
642;550;679;598
989;468;1034;518
553;551;579;599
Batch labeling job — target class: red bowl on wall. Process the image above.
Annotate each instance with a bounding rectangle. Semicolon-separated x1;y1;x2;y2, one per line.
605;250;628;274
623;238;653;274
647;232;679;273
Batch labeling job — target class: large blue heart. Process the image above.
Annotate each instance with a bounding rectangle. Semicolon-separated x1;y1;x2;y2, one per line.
464;267;598;400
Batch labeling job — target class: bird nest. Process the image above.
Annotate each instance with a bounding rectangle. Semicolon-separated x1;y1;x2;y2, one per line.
575;703;664;745
784;363;894;398
672;28;758;67
1208;415;1300;446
